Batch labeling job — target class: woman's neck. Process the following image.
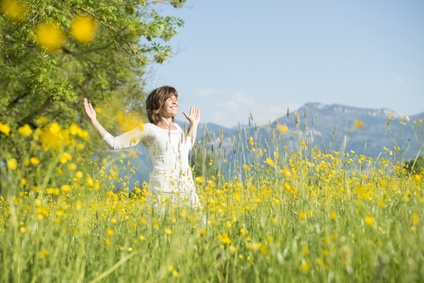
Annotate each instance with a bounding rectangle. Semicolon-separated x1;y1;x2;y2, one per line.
156;117;175;130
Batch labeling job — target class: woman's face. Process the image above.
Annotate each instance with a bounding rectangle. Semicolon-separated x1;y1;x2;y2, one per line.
160;95;178;118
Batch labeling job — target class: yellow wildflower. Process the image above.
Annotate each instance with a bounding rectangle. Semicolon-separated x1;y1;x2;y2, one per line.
74;171;83;180
59;152;72;164
39;249;49;259
300;261;310;272
0;0;28;22
35;22;66;51
260;245;270;255
265;158;275;167
277;124;289;134
411;212;419;225
218;233;231;245
0;122;10;136
70;15;97;44
46;188;60;196
30;157;40;165
7;158;18;170
364;216;375;227
354;120;364;129
61;185;71;193
116;111;144;132
17;124;32;136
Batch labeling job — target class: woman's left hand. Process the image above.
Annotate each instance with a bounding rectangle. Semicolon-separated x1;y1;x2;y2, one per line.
183;106;200;125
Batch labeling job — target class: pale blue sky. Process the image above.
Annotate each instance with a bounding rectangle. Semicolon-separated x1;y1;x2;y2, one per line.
147;0;424;128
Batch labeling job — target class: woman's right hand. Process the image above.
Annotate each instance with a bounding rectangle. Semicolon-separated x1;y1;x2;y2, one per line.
84;98;97;121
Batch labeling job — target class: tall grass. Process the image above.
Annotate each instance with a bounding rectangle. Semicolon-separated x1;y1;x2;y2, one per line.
0;115;423;282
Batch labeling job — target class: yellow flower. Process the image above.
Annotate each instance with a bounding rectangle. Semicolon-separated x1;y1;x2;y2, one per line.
30;157;40;165
68;163;77;171
59;152;72;164
354;120;364;129
0;0;28;22
35;22;66;51
411;212;420;225
70;15;97;44
218;233;231;245
38;122;65;150
74;171;83;180
39;248;49;259
249;136;254;146
116;111;144;132
69;123;80;135
364;216;375;227
260;245;270;255
7;158;18;170
18;124;32;136
46;188;60;196
195;176;204;183
277;124;289;134
265;158;275;167
0;122;11;136
300;261;310;272
61;185;71;193
107;229;115;236
165;228;172;235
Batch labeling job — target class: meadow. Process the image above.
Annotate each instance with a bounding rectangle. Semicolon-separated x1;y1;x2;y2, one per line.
1;116;423;283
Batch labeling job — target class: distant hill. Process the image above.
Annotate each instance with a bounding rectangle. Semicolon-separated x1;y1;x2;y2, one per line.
107;103;424;190
195;102;424;161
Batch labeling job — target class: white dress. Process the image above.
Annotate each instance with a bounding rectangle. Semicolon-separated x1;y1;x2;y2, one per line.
102;123;201;208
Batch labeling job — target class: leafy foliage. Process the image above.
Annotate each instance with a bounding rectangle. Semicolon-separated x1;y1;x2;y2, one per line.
405;156;424;174
0;0;185;129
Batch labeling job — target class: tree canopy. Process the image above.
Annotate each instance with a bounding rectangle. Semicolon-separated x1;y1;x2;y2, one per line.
0;0;185;129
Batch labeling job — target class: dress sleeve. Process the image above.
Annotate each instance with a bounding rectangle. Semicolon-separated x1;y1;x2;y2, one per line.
102;126;147;149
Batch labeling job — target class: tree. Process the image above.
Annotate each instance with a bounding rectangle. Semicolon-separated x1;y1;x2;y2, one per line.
404;156;424;175
0;0;185;129
0;0;186;196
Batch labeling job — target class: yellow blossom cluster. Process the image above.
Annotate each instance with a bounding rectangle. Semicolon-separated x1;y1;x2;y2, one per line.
1;0;97;51
0;0;28;22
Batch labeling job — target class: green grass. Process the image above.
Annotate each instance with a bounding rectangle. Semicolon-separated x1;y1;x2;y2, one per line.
1;120;424;282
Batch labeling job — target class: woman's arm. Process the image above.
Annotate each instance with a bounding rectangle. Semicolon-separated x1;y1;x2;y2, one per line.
183;106;201;145
83;98;109;138
83;98;144;149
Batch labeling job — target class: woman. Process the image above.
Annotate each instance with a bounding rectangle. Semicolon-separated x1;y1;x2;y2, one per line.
83;86;202;209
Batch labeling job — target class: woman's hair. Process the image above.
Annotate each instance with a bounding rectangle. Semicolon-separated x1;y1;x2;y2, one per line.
146;85;178;124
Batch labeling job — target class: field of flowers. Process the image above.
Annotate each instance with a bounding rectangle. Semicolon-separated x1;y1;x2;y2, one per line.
1;117;424;283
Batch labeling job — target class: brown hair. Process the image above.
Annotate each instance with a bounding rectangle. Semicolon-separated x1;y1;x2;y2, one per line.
146;85;178;124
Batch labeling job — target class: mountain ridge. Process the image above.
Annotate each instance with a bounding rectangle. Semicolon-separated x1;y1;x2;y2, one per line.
194;102;424;161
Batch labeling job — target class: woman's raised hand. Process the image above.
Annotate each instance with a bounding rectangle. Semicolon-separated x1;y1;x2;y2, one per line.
183;106;200;125
83;98;97;121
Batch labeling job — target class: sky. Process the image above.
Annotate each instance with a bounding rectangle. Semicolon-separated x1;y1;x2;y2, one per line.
146;0;424;128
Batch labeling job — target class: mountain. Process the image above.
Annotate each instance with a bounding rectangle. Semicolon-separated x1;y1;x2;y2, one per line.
108;103;424;190
197;102;424;162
